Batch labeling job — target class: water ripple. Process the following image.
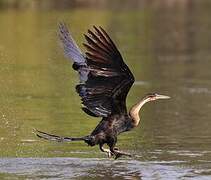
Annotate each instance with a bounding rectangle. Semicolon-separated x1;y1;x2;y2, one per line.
0;158;210;179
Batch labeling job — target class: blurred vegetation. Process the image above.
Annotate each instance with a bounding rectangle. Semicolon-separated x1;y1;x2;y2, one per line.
0;0;74;9
0;0;207;10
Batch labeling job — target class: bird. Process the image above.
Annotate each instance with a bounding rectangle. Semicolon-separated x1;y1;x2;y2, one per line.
35;23;170;159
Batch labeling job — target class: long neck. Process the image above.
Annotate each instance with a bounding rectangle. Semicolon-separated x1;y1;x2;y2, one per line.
129;97;150;127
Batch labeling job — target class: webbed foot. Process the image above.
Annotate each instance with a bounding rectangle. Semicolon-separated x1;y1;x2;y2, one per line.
112;149;132;159
100;145;131;159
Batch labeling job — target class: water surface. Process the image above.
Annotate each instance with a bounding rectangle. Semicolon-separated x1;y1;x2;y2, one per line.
0;2;211;179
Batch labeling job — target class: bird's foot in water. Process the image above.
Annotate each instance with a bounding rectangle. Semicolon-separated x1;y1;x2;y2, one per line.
112;149;132;159
100;146;132;159
104;147;131;159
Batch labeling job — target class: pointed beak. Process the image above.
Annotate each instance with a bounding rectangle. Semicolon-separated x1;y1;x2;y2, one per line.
156;94;171;100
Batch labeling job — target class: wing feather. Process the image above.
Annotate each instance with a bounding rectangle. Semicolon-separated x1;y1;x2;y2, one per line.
59;23;86;65
59;24;135;117
59;23;89;82
78;26;134;117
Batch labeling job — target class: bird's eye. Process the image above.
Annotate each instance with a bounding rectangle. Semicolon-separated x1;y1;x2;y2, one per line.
149;95;157;100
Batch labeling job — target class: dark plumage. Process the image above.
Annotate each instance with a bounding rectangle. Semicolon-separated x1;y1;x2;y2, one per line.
36;23;170;159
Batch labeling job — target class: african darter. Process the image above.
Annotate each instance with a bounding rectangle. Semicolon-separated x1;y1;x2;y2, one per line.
36;23;170;159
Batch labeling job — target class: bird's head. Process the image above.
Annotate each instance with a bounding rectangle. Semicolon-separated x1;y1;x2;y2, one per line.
145;93;170;102
129;93;170;127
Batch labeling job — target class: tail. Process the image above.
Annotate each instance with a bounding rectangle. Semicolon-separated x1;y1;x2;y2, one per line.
34;129;89;143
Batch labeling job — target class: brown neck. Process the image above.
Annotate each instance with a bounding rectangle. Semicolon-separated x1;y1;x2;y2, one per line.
129;97;150;127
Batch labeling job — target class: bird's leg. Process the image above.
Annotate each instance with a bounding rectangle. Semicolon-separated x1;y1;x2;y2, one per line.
99;144;113;158
111;147;132;159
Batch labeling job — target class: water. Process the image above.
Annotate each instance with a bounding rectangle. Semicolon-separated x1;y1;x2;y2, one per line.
0;158;210;180
0;1;211;179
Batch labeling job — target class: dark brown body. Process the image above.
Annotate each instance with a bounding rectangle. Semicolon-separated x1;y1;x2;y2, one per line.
86;114;134;148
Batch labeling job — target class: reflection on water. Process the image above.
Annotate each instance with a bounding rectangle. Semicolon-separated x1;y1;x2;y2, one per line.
0;158;211;179
0;1;211;179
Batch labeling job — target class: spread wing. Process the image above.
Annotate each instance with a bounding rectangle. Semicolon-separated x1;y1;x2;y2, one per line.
59;24;135;117
59;23;86;65
59;23;88;82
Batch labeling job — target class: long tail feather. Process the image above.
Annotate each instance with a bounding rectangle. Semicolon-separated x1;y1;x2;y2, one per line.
34;129;87;143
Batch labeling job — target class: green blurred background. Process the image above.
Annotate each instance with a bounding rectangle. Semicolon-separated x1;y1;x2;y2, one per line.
0;0;211;179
